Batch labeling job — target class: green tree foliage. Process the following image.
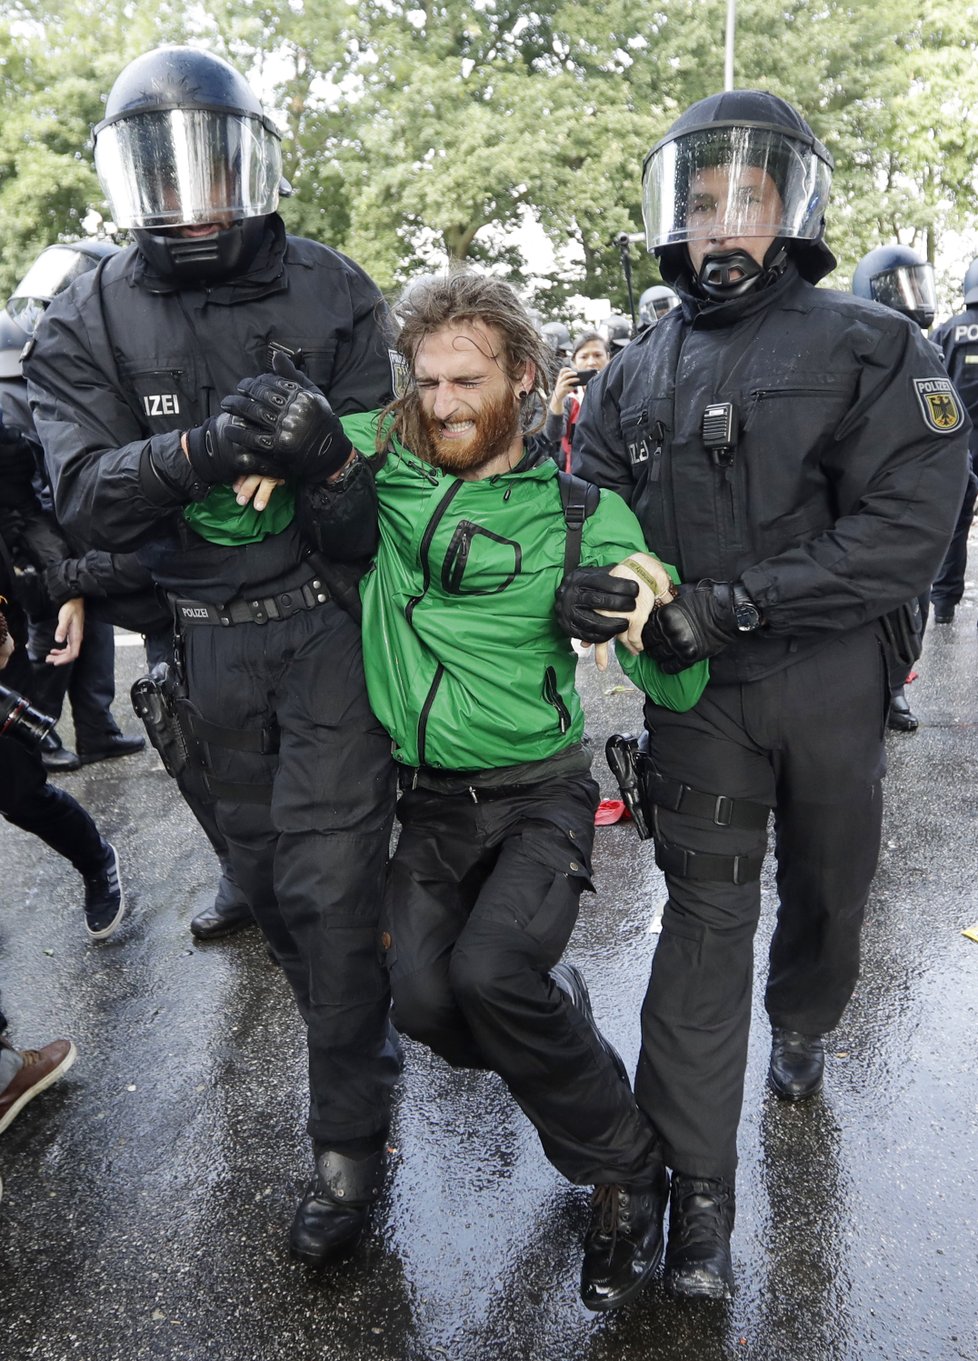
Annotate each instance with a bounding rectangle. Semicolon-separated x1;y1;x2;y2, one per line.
1;0;976;313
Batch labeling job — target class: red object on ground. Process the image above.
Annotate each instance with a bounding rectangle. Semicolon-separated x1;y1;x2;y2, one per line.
595;799;632;826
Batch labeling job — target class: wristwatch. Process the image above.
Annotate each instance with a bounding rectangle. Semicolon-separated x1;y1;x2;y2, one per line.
731;583;762;632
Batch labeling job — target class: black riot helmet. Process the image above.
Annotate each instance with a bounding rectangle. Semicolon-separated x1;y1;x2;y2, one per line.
540;320;573;359
598;313;632;349
852;244;936;330
93;46;284;284
642;90;836;299
963;259;978;307
638;284;680;326
0;309;29;381
7;240;120;336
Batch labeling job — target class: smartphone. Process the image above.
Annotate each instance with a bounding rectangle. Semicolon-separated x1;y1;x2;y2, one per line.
575;369;597;387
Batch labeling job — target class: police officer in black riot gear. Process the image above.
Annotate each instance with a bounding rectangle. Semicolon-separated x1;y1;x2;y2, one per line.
851;243;941;732
563;90;969;1301
24;45;400;1267
929;258;978;625
5;244;152;772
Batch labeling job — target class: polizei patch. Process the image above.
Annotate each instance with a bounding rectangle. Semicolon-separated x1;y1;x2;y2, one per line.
912;376;963;433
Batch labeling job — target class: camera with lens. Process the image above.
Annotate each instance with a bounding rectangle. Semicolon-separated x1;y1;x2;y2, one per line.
0;683;57;749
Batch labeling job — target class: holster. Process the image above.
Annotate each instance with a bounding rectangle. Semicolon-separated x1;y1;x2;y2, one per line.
605;733;653;840
130;662;191;779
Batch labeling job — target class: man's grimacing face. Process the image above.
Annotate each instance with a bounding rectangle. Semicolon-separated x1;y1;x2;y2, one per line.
414;321;531;476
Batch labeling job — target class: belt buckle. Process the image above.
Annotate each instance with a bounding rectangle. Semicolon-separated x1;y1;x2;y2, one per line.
712;795;734;826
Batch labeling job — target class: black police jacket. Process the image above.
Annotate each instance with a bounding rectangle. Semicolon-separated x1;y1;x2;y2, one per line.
23;216;395;602
575;262;970;684
932;306;978;461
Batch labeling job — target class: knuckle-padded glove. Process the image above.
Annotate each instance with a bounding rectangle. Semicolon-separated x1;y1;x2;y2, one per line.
184;410;287;485
555;567;639;643
219;350;354;485
641;579;737;674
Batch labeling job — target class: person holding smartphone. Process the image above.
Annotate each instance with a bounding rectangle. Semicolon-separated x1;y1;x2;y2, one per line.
545;331;611;472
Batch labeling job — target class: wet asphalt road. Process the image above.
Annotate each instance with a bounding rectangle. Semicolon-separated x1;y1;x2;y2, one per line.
1;585;977;1361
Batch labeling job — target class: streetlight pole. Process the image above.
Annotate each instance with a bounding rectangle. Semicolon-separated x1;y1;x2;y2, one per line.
724;0;737;90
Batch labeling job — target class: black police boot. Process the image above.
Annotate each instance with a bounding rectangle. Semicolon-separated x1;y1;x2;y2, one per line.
886;688;918;733
76;733;146;764
580;1162;669;1311
768;1027;825;1100
39;733;81;773
289;1147;386;1266
932;603;955;624
550;961;628;1083
189;869;254;940
664;1174;735;1300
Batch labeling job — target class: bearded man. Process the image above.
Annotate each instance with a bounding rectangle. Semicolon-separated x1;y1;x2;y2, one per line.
223;269;708;1309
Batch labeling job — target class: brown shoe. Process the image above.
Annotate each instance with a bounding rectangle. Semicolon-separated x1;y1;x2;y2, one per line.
0;1038;77;1134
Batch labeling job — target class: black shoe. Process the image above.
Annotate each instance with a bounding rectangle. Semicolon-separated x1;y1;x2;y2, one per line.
189;872;254;940
932;604;955;624
289;1148;385;1266
83;841;127;940
580;1164;669;1311
887;689;918;733
76;733;146;765
550;961;628;1083
664;1175;735;1300
39;733;81;773
768;1027;825;1100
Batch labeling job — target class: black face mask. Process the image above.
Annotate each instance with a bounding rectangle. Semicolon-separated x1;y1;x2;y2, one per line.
134;216;268;286
694;241;790;301
696;249;764;300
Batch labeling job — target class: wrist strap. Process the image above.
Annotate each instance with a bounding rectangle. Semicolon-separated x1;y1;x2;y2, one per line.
621;557;674;599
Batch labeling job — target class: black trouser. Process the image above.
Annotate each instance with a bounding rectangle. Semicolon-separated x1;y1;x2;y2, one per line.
27;615;121;745
637;629;887;1181
382;774;660;1187
182;600;399;1147
930;460;978;611
0;734;106;875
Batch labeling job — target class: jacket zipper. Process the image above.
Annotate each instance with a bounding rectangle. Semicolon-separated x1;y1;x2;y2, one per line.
543;666;572;734
405;479;465;625
417;664;445;766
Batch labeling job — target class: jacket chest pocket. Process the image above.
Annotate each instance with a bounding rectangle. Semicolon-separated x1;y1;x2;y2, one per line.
266;342;337;393
441;520;522;595
118;361;201;433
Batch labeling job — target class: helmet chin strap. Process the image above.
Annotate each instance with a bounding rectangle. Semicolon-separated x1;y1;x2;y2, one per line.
694;240;790;300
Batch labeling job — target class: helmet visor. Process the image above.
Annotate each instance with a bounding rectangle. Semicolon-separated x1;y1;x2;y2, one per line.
7;246;103;333
642;126;832;250
871;262;936;315
95;108;282;229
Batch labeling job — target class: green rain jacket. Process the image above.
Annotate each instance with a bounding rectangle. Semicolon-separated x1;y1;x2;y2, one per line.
340;412;708;772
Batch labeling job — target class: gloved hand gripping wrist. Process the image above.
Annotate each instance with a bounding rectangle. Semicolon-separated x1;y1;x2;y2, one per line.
218;350;354;485
555;566;639;643
641;578;740;674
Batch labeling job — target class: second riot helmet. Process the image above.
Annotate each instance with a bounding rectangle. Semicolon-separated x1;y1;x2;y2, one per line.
93;46;284;283
7;240;120;336
851;244;936;330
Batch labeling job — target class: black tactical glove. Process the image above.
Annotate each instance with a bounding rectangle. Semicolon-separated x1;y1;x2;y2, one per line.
555;567;639;643
219;350;354;485
183;410;287;486
641;579;743;674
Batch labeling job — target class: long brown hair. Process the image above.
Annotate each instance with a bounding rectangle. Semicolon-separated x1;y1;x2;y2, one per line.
379;269;556;455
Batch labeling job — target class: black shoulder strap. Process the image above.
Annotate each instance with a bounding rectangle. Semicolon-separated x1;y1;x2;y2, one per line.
557;470;600;575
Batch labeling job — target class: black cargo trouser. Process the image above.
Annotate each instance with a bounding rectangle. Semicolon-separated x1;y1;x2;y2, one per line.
637;628;888;1181
183;599;399;1147
382;773;660;1187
